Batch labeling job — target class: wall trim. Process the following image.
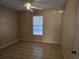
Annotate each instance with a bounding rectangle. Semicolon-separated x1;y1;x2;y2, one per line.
0;40;18;50
19;39;61;44
42;41;61;44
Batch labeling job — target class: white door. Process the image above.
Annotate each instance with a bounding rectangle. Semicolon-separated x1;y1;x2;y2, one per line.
74;0;79;59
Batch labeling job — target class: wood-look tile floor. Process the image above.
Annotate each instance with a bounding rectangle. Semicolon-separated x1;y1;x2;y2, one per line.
0;40;64;59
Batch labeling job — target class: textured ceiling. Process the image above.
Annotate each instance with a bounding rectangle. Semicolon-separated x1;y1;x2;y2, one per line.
0;0;65;10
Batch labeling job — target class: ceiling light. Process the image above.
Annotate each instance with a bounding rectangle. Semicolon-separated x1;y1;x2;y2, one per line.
26;6;30;10
24;2;32;10
24;3;31;8
27;3;31;7
23;2;42;13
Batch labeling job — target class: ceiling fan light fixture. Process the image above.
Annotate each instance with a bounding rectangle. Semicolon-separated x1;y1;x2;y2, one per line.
26;6;30;10
24;2;32;11
24;2;31;8
27;3;31;7
23;2;42;13
24;2;31;6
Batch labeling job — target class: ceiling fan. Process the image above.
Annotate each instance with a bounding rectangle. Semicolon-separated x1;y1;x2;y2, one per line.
23;0;42;12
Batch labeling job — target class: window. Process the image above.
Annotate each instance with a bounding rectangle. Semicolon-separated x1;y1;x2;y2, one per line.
33;16;43;35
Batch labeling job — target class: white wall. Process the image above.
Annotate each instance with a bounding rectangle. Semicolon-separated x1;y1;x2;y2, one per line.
19;10;63;43
41;10;62;43
0;5;19;48
74;0;79;59
61;0;77;59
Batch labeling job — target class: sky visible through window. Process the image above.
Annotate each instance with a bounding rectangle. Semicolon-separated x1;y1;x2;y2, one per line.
33;16;43;35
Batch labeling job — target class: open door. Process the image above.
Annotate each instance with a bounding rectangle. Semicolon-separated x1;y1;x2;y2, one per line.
74;0;79;59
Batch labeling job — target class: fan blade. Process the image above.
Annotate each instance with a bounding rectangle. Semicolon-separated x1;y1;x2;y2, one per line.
30;6;42;10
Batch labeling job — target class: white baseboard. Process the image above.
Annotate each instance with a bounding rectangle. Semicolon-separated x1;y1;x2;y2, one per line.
42;41;61;44
0;40;18;50
19;39;61;44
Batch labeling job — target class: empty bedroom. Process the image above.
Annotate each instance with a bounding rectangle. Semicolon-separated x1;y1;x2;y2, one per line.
0;0;79;59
